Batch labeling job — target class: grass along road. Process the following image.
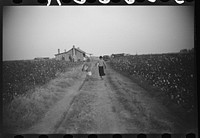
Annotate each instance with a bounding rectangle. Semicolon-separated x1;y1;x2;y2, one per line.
17;61;196;134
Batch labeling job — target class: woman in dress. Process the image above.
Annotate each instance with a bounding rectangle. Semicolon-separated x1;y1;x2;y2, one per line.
97;56;106;80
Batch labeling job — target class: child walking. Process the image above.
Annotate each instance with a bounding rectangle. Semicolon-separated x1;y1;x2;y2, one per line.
82;58;92;77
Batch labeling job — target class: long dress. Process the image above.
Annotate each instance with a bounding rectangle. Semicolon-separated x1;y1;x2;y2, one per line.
98;60;106;76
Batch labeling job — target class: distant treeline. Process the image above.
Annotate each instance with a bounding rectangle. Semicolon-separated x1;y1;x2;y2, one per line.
179;48;194;53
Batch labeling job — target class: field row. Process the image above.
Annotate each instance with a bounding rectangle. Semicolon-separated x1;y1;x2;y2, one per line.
109;53;196;113
3;59;82;105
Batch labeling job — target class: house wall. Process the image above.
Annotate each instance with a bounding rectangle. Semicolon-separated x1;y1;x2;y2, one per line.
75;50;84;61
55;54;62;60
55;50;72;61
66;50;73;61
55;49;85;62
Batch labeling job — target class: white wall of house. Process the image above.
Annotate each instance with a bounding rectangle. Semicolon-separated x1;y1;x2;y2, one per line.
55;48;85;62
75;50;85;61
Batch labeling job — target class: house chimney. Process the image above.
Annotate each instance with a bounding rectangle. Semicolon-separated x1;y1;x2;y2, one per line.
64;49;66;52
58;49;60;54
73;45;75;56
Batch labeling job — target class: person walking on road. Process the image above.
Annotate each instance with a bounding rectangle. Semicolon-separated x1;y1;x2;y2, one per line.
96;56;106;80
82;58;92;77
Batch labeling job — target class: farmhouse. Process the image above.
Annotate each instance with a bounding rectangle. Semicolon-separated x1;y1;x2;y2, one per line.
55;45;86;62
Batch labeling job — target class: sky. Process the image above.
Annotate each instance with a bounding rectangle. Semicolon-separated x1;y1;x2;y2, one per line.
3;6;194;61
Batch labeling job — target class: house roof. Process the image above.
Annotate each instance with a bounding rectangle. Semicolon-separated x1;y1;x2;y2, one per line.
76;48;86;54
55;47;86;56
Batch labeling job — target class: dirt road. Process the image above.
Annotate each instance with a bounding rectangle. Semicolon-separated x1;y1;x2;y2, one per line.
21;61;194;134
